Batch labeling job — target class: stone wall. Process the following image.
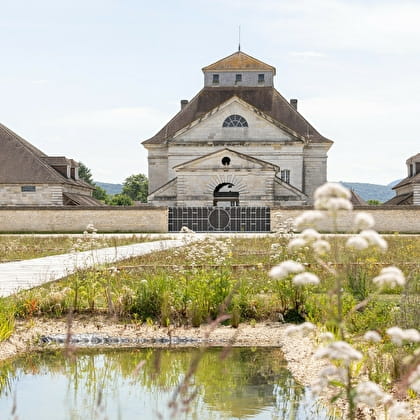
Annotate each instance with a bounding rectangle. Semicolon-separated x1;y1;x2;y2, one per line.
0;184;63;206
271;206;420;233
0;206;168;233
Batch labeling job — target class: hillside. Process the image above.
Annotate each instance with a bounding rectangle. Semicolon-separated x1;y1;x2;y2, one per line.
95;182;123;195
341;180;401;203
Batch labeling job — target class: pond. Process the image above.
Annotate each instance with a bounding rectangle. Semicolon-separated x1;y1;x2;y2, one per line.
0;347;334;420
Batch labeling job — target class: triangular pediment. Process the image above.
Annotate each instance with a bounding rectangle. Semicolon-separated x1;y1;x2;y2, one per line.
170;96;303;144
174;148;279;172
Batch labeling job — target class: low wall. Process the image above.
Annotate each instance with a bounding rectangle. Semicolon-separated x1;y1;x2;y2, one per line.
271;206;420;233
0;206;168;233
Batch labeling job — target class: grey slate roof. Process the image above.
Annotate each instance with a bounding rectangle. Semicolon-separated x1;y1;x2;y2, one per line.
0;123;92;189
142;87;333;145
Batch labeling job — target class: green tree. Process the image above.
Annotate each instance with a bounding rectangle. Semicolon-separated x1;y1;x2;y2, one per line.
122;174;148;202
367;199;381;205
93;185;108;201
107;194;133;206
78;162;94;185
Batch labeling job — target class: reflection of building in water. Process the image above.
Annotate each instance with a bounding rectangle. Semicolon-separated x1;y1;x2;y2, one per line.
142;50;333;207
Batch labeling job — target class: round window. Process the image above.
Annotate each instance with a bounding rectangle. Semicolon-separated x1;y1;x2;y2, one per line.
222;157;231;166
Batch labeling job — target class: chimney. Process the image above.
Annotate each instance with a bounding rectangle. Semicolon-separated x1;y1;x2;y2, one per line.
290;99;298;110
180;99;188;110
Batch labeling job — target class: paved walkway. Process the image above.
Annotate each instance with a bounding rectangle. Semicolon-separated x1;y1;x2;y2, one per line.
0;238;197;298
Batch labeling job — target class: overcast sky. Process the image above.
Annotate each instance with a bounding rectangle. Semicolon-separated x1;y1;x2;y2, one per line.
1;0;419;184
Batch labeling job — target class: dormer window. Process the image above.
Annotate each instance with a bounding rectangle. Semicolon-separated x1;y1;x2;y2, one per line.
258;74;265;84
223;115;248;127
212;74;219;84
235;74;242;83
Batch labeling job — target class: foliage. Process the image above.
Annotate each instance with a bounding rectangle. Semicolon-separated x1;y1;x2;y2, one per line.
367;199;381;205
106;193;133;206
122;173;148;202
78;161;95;185
93;185;108;201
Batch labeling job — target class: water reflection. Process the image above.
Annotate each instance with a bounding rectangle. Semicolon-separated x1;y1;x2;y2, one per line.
0;347;334;419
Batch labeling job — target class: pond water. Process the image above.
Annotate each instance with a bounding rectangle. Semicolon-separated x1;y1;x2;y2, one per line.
0;347;334;420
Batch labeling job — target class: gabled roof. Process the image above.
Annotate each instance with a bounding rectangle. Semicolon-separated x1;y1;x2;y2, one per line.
142;87;333;145
384;193;413;205
349;189;368;206
173;147;280;171
0;123;92;189
392;172;420;190
202;51;276;74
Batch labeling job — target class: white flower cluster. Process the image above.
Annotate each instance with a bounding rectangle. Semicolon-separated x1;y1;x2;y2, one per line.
372;266;405;288
346;229;388;251
285;322;315;336
272;215;295;235
288;228;331;255
363;330;382;343
84;223;98;234
408;364;420;394
311;365;347;395
319;331;335;341
388;402;410;419
294;210;325;230
354;381;392;407
314;183;353;212
180;226;195;233
269;260;319;286
354;212;375;230
386;326;420;346
315;341;362;364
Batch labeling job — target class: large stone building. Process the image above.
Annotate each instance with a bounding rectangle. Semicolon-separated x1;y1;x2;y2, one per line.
142;50;333;207
385;153;420;205
0;123;100;206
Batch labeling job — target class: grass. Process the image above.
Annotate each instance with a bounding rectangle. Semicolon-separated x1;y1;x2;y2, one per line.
0;234;418;392
0;234;158;262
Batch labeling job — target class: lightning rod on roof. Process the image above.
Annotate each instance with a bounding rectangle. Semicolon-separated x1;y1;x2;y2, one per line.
238;25;241;51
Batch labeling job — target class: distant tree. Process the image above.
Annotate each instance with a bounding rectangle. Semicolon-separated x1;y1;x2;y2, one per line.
367;199;382;205
78;162;95;186
93;185;109;201
122;174;148;202
107;194;133;206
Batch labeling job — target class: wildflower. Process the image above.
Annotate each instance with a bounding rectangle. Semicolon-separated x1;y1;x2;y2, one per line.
314;183;351;200
311;365;347;395
388;402;410;419
180;226;195;233
386;327;420;346
300;228;321;242
312;239;331;255
359;229;388;251
346;236;369;250
363;331;382;343
288;237;307;252
292;272;320;286
372;266;405;288
354;381;393;407
140;279;148;286
285;322;315;336
269;260;305;279
320;332;335;341
315;197;353;211
294;210;325;230
354;212;375;230
408;365;420;394
315;341;362;363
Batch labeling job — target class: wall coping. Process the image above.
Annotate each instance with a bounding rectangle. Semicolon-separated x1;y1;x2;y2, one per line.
0;206;167;211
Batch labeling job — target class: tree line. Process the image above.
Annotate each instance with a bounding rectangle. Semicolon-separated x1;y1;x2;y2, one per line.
78;162;148;206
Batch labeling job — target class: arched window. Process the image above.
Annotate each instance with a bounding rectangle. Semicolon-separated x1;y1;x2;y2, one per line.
222;115;248;127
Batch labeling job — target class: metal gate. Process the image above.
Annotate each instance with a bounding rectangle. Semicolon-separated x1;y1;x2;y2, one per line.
168;207;270;232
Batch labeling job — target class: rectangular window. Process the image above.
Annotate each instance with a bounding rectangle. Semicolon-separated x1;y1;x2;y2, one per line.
258;74;265;83
280;170;290;184
212;74;219;84
235;73;242;83
21;185;36;192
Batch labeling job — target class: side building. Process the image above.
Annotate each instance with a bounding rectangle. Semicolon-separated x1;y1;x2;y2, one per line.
0;123;101;206
385;153;420;205
142;50;333;207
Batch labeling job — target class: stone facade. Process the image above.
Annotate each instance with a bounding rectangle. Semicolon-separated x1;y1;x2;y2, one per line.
142;51;333;207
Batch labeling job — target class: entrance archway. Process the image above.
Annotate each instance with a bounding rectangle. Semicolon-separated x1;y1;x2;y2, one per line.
213;183;239;207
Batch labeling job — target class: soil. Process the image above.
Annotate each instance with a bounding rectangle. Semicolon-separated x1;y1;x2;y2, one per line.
0;316;418;419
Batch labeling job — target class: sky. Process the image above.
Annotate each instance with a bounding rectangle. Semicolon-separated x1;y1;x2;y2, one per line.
1;0;419;185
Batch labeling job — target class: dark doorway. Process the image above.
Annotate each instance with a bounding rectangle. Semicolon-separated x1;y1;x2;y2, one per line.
213;183;239;207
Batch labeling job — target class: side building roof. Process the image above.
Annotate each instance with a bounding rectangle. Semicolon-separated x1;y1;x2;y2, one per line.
143;87;333;145
0;123;92;189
